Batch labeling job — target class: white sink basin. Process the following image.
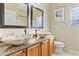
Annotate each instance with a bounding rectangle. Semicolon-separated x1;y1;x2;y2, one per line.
37;32;51;38
38;34;48;38
1;35;29;45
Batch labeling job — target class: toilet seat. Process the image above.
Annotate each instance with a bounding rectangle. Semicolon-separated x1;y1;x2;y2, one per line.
54;41;64;45
54;41;64;47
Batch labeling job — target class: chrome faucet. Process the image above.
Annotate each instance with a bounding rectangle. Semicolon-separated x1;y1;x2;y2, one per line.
35;29;40;37
35;29;37;37
24;28;27;35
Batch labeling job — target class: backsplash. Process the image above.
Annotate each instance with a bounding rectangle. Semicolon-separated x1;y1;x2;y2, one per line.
0;28;48;38
0;29;25;38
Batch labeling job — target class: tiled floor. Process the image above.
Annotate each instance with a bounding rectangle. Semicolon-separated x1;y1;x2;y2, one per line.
52;50;79;56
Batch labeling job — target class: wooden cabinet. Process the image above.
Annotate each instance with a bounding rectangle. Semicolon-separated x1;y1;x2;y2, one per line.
10;36;55;56
41;40;49;56
49;36;55;55
26;44;40;56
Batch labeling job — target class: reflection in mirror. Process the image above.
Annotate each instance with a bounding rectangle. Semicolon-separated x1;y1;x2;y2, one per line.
4;3;28;28
31;6;43;28
16;3;28;26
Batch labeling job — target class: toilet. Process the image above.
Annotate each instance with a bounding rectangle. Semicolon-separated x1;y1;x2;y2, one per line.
54;41;64;53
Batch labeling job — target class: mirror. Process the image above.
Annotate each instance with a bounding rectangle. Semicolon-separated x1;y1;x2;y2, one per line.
3;3;29;28
31;6;43;28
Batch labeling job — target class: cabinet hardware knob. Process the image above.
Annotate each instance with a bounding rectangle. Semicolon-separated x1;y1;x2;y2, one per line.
23;51;25;53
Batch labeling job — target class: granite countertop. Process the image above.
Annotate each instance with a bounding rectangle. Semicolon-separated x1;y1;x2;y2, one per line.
0;37;49;56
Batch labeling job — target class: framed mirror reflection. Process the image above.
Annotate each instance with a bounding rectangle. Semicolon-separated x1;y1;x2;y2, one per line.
31;6;43;29
0;3;29;28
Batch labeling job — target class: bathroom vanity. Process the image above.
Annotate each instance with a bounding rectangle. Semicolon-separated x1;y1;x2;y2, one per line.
0;3;54;56
0;35;54;56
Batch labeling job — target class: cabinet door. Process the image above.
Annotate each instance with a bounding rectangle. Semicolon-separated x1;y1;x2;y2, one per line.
49;36;55;55
41;40;49;56
27;44;40;56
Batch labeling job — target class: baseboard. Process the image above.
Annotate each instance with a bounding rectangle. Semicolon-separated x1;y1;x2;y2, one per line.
64;48;79;55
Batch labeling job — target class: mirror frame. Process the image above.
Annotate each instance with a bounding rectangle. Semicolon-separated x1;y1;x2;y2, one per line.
0;3;29;28
31;6;43;29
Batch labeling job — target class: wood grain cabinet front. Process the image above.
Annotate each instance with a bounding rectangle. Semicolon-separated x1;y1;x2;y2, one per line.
49;36;54;55
26;44;40;56
41;40;49;56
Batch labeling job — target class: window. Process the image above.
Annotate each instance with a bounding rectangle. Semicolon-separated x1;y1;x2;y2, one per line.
69;5;79;26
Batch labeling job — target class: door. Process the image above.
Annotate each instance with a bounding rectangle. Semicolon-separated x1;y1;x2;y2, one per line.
41;40;49;56
27;44;40;56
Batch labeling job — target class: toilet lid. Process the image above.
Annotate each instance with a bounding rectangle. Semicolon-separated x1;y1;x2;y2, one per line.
54;41;64;45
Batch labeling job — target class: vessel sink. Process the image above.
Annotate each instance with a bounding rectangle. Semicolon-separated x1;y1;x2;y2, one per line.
27;39;37;44
38;34;48;38
38;32;51;38
1;35;29;45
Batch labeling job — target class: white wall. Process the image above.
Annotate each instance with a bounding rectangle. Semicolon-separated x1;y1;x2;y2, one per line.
0;29;24;38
